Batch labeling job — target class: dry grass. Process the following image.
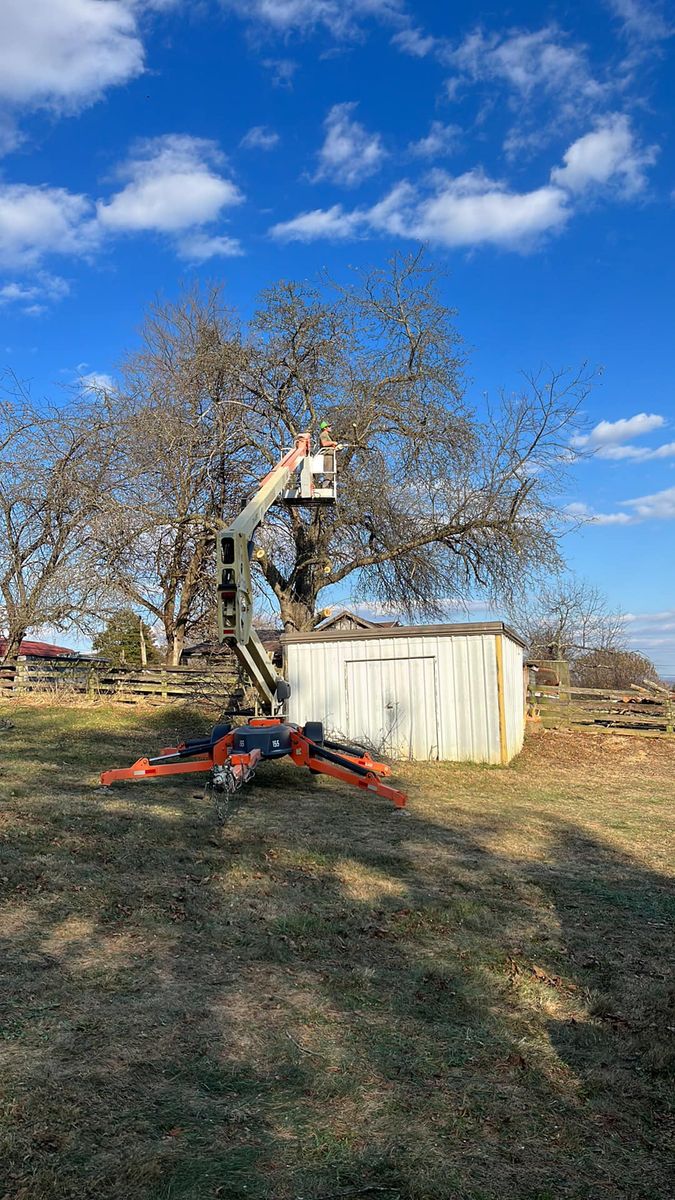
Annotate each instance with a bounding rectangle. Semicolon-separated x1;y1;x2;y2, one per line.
0;704;673;1200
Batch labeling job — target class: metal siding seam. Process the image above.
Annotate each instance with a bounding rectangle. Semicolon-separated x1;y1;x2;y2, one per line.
436;637;446;758
480;636;493;763
494;633;509;765
483;635;499;764
478;637;488;762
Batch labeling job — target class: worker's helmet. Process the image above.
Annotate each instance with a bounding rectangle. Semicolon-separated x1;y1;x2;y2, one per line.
319;420;331;431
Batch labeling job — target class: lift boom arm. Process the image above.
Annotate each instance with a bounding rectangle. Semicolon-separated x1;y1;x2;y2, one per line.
216;434;322;712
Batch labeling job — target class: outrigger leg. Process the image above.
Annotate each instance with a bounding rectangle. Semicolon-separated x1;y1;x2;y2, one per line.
100;719;407;809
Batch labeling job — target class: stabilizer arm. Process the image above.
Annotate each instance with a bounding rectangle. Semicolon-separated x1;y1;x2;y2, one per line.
289;731;407;808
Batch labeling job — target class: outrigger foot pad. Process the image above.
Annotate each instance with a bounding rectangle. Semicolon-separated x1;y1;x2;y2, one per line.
99;718;407;809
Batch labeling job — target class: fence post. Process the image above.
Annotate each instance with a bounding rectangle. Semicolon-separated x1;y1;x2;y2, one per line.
15;661;26;695
161;667;168;703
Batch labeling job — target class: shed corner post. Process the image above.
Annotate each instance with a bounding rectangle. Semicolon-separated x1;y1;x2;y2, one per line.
494;633;509;765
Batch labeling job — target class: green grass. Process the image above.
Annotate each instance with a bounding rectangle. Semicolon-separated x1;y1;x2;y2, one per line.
0;703;673;1199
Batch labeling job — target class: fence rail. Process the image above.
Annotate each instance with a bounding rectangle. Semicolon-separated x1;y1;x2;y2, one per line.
0;657;249;710
528;680;675;734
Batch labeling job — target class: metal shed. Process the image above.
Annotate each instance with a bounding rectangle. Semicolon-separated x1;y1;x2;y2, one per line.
282;621;526;764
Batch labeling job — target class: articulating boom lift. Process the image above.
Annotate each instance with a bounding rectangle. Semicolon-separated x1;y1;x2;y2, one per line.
100;434;407;810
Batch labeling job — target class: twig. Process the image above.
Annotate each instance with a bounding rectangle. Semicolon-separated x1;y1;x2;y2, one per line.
295;1187;400;1200
285;1031;324;1057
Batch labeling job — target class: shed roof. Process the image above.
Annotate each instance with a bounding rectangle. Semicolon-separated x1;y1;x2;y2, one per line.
281;620;526;649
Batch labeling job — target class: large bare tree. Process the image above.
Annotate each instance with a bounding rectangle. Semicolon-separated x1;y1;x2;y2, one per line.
512;577;626;662
104;254;591;642
95;290;248;664
0;377;117;665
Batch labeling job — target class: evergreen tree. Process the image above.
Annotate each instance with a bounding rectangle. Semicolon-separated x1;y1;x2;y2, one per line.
93;609;160;667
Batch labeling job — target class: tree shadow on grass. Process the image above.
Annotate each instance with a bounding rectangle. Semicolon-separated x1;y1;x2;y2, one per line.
0;719;673;1199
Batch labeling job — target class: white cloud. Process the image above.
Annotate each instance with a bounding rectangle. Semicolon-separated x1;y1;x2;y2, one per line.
96;135;242;233
551;114;658;196
572;412;665;448
605;0;672;44
0;184;96;269
0;134;244;295
391;26;436;56
568;483;675;529
274;170;570;249
624;609;675;625
594;441;675;462
271;111;657;252
408;121;461;159
622;607;675;676
447;25;605;111
222;0;404;38
564;501;633;525
444;25;617;160
373;171;570;246
0;273;69;315
0;114;22;156
271;203;362;241
240;125;280;150
177;232;244;261
589;511;633;525
79;370;115;394
621;485;675;521
0;0;143;111
261;58;298;87
314;102;386;187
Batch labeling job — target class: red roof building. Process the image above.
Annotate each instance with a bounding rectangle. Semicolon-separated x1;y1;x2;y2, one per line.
0;638;75;659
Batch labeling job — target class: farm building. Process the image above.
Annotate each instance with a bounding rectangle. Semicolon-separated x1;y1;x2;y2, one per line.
0;638;76;659
283;621;526;764
315;608;401;632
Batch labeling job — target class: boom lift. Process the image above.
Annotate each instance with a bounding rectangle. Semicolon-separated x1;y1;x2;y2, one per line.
100;433;407;810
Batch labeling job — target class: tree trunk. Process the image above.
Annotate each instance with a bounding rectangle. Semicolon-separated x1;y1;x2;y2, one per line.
273;518;329;633
0;628;26;667
278;594;317;633
169;628;185;667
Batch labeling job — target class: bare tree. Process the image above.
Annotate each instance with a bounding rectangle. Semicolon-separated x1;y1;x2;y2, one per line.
105;254;591;640
0;377;117;665
95;288;248;664
512;577;626;661
573;647;659;689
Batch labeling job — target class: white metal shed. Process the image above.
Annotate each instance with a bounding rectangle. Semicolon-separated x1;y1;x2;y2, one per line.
282;621;526;764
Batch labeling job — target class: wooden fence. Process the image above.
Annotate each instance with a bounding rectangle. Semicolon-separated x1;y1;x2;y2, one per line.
0;657;249;711
528;678;675;734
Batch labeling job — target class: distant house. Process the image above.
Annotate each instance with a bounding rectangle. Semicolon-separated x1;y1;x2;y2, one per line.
0;638;76;660
182;627;283;668
315;609;401;633
181;612;399;667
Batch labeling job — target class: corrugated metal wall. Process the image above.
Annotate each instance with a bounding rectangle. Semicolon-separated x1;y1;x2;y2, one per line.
501;633;526;760
284;626;524;764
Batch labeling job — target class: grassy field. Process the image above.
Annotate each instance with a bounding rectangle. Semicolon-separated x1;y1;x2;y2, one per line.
0;701;673;1200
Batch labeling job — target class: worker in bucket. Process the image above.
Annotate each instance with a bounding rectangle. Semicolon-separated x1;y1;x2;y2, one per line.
319;419;337;448
319;420;337;478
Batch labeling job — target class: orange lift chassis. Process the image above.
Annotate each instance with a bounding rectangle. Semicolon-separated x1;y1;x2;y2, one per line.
100;433;407;811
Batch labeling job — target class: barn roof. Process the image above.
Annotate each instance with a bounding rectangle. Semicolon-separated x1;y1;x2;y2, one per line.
0;638;76;659
315;609;400;631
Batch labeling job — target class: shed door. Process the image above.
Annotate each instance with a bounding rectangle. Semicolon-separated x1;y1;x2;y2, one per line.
345;656;439;760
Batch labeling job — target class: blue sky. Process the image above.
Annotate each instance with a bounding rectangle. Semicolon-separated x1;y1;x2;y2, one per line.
1;0;674;669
